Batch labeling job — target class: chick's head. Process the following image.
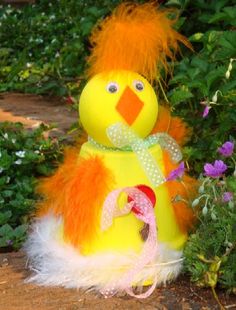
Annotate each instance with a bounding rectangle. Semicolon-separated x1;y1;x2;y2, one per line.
79;70;158;147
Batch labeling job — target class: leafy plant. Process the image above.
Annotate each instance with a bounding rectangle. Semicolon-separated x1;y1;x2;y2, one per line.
164;0;236;175
162;0;236;298
0;122;63;250
184;140;236;306
0;0;125;96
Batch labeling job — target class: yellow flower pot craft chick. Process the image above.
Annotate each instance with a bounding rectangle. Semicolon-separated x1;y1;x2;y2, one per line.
26;2;197;298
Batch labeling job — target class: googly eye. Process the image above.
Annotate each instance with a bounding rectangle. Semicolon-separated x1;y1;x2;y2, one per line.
133;80;144;92
106;82;119;93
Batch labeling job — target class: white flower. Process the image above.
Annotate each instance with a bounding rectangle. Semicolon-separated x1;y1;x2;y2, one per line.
34;150;40;154
55;52;60;58
12;138;16;144
36;38;43;43
3;133;8;139
0;167;3;173
50;15;56;20
15;151;25;158
6;177;10;183
26;63;32;68
14;159;22;165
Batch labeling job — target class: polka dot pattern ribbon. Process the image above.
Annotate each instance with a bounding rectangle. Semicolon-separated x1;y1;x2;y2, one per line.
107;123;166;187
101;186;158;298
147;133;182;163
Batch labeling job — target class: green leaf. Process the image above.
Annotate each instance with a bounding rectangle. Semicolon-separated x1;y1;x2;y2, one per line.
0;211;12;225
189;32;204;42
0;48;13;57
205;67;225;90
13;224;28;238
208;12;228;24
165;0;182;7
191;57;209;73
2;190;14;198
169;89;194;105
81;21;94;36
227;177;236;192
0;224;13;237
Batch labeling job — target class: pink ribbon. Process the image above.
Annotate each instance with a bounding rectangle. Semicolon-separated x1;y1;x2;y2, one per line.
100;187;158;298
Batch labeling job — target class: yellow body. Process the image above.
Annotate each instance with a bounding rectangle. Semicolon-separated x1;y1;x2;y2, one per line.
80;141;187;255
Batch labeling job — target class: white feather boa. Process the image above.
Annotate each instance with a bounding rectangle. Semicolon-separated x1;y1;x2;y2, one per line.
24;214;183;293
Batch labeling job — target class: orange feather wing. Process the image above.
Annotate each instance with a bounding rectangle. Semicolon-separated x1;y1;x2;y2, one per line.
37;147;114;250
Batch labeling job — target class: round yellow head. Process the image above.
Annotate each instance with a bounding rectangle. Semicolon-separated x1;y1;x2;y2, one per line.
79;71;158;147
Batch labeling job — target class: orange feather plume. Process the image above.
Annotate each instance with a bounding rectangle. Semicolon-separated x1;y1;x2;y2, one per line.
151;105;192;146
37;148;114;251
87;2;191;81
162;151;198;233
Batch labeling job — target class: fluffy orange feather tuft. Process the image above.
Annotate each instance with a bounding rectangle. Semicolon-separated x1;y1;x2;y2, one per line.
151;105;192;146
87;2;191;81
37;148;114;250
162;151;197;233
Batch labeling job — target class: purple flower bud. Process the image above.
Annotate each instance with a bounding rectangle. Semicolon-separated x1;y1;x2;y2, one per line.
222;192;233;202
218;141;234;157
204;160;227;178
166;161;185;181
202;106;211;118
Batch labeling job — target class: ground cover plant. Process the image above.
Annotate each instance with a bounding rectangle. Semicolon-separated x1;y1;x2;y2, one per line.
0;0;125;96
0;0;236;300
0;122;62;250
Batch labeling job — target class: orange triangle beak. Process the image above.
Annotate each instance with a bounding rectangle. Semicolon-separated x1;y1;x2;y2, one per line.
116;86;144;125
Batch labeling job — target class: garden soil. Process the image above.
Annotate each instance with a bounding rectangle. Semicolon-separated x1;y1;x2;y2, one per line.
0;93;236;310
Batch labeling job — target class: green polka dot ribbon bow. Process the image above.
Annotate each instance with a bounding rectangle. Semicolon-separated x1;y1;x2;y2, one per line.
106;123;182;188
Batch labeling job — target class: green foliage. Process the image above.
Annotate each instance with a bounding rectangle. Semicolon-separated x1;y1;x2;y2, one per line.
0;0;124;96
0;122;63;249
164;0;236;293
184;141;236;292
165;0;236;175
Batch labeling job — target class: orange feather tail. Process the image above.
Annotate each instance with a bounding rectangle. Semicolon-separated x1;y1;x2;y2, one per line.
151;105;192;146
163;150;198;233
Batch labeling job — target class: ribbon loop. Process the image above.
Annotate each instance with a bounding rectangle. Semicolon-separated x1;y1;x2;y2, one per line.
107;123;166;187
101;186;158;298
147;133;182;163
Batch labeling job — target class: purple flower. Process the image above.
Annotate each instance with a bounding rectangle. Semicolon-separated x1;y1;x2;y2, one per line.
204;160;227;178
6;240;13;246
218;141;234;157
202;106;211;118
167;161;185;181
222;192;233;202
